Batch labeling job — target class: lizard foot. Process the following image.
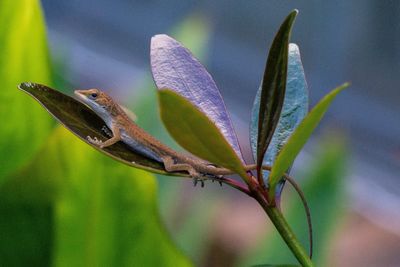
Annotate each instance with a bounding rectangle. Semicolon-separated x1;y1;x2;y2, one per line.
87;136;104;148
193;177;206;188
213;177;223;186
207;173;224;186
204;164;224;186
192;174;225;187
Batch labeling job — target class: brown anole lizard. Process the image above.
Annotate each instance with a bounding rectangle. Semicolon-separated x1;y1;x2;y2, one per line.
74;88;264;183
72;84;316;259
73;88;313;253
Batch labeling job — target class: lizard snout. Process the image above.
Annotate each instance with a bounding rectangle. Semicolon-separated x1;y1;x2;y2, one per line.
74;90;84;96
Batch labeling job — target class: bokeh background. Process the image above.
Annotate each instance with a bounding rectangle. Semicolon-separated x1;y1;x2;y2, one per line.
1;1;399;266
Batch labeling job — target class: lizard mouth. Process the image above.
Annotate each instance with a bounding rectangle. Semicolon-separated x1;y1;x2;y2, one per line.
73;90;91;106
74;90;84;97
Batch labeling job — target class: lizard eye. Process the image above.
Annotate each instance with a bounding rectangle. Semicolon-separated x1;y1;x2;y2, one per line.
90;93;98;99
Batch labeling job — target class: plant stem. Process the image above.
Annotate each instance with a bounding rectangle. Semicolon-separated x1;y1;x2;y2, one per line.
221;177;251;195
253;190;314;267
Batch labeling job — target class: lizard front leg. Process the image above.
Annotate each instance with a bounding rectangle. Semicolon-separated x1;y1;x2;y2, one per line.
161;156;206;187
87;126;121;148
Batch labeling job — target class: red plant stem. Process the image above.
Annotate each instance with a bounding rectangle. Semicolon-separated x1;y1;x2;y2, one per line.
220;177;251;195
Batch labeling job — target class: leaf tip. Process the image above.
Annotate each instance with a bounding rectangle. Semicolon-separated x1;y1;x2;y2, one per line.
151;33;169;40
289;43;299;53
283;10;298;32
18;82;32;91
334;82;350;95
288;9;299;20
151;34;173;49
342;82;351;88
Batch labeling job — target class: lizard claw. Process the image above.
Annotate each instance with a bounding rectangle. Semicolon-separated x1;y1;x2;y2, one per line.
87;136;104;148
207;174;224;186
192;177;206;188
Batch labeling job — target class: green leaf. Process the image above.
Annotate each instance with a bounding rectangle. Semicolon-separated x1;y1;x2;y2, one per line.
51;128;192;267
0;126;193;267
0;0;54;183
268;83;349;196
256;10;297;171
158;89;246;177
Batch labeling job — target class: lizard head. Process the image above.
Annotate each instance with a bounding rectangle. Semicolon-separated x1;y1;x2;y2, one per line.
74;89;114;117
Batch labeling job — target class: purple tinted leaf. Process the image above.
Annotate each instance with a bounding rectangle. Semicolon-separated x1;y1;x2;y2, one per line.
151;34;244;162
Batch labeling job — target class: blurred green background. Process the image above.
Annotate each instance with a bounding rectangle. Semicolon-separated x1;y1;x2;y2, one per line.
1;1;399;267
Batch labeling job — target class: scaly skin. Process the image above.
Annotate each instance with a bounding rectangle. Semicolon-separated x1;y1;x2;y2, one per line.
73;89;313;255
74;89;261;181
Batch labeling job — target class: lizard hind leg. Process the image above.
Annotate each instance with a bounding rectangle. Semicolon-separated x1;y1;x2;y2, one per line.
161;156;206;187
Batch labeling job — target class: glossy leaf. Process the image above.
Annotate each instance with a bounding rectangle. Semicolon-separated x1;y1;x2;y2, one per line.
268;83;349;196
256;10;298;173
151;34;245;162
251;43;308;188
0;0;53;182
158;89;247;177
18;82;188;177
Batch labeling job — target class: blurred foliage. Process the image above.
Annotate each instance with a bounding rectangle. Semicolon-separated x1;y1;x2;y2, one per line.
0;1;193;266
1;127;192;267
51;128;191;267
241;134;348;266
0;0;54;182
0;1;350;266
